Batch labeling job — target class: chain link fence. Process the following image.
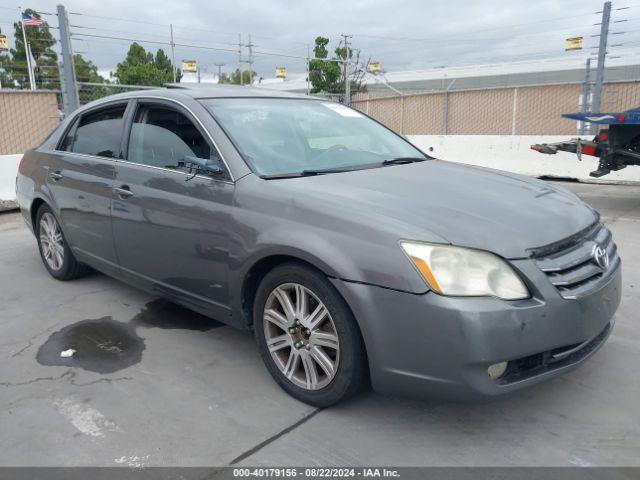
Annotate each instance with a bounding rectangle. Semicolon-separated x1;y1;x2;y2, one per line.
5;78;638;154
351;81;640;136
77;82;157;106
0;90;62;155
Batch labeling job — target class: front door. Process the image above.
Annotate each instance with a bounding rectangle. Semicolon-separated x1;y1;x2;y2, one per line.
111;100;234;320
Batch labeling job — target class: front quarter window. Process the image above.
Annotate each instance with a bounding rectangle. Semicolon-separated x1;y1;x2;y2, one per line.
202;98;425;177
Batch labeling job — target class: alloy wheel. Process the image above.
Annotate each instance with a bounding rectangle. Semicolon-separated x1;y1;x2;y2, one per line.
39;212;64;271
262;283;340;390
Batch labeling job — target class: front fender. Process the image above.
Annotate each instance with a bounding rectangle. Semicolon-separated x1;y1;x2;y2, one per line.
227;218;431;326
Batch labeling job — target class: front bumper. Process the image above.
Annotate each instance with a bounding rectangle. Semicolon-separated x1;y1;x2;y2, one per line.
331;259;621;401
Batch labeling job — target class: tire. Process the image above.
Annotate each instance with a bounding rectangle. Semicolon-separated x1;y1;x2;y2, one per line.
254;262;367;407
35;203;90;280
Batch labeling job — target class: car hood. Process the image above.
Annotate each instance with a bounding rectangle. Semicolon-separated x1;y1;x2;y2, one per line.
274;160;598;259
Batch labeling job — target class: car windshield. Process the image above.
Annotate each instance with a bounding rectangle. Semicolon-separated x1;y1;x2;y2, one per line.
202;98;427;177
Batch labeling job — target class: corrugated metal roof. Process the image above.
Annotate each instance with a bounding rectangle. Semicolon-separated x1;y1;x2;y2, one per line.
256;51;640;93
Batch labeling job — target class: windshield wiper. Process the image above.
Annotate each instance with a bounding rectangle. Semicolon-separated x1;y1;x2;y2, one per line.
300;167;359;176
261;159;427;180
260;168;351;180
261;164;379;179
382;157;428;166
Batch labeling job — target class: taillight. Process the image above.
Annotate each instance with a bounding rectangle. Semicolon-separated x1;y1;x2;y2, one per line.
18;155;26;170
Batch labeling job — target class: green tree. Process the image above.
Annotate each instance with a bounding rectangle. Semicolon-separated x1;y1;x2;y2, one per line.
114;43;180;86
0;27;12;88
219;68;258;85
6;9;59;89
308;36;341;94
155;49;181;82
73;54;111;103
74;54;105;83
308;36;367;97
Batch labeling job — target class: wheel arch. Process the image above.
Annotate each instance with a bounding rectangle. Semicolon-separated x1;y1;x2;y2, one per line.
30;197;47;231
239;253;332;329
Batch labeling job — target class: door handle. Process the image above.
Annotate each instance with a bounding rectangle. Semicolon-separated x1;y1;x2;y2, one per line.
49;171;63;181
113;185;134;198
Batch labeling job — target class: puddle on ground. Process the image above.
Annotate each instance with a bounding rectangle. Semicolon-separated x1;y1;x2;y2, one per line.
130;299;223;331
36;317;145;373
36;298;224;373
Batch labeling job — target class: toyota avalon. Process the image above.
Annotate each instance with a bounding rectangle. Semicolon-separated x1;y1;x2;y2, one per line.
15;85;621;406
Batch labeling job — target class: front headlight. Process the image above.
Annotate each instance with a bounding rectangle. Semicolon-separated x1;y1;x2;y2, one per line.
400;241;529;300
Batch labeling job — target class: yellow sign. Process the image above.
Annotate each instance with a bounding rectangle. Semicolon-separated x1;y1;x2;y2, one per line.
181;60;197;73
275;66;286;79
368;61;381;74
564;37;583;51
0;35;8;52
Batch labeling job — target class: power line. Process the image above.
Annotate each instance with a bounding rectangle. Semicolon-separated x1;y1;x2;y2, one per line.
69;24;240;48
352;11;602;45
71;32;241;54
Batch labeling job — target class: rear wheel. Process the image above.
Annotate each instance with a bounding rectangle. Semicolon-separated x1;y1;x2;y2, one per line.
35;204;89;280
254;262;367;407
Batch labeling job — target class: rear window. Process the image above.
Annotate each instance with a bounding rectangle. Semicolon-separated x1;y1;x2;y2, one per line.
60;105;126;158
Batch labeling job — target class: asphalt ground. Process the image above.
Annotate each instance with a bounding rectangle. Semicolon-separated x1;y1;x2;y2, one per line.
0;181;638;467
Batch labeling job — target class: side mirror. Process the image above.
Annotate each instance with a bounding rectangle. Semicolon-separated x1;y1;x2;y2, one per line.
183;155;224;176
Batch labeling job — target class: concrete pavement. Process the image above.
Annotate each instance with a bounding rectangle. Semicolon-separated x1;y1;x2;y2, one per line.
0;181;638;467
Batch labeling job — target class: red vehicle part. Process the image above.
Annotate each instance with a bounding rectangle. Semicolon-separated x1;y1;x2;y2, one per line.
531;124;640;177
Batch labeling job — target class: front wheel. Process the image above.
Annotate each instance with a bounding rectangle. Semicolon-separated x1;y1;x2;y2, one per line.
254;262;367;407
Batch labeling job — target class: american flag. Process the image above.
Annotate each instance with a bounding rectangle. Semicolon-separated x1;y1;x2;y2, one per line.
22;12;45;27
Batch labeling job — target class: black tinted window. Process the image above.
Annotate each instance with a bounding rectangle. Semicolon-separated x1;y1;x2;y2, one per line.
58;117;79;152
127;105;216;170
72;105;126;158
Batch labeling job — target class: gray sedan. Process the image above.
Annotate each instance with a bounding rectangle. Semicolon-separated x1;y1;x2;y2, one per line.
15;85;621;406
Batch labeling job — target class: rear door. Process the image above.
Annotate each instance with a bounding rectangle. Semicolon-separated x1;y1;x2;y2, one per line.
111;99;234;320
49;102;130;273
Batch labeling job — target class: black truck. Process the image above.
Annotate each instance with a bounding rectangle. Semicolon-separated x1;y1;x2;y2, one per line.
531;107;640;177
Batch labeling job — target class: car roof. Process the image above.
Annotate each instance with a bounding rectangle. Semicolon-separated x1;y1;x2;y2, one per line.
164;83;311;99
81;84;312;110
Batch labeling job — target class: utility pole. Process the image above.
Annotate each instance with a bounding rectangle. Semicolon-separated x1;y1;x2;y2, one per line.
247;34;254;85
238;33;243;86
592;1;611;114
580;58;592;134
19;7;36;90
306;44;311;96
57;4;79;115
214;63;225;83
169;24;176;83
341;34;352;105
236;35;254;85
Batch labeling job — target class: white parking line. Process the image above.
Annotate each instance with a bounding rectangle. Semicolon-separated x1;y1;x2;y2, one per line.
53;398;118;437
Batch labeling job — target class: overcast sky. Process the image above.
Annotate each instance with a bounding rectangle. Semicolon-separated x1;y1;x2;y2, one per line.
1;0;639;82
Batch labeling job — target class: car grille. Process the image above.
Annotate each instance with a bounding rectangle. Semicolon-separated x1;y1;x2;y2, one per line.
531;223;620;299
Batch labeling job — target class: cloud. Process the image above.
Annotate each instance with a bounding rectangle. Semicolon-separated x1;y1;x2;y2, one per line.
19;0;639;81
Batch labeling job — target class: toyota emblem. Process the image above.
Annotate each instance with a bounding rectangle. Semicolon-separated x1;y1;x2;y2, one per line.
592;244;610;270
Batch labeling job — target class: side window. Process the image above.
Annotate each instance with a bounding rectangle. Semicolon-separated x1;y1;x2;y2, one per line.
71;105;126;158
58;117;79;152
127;105;221;174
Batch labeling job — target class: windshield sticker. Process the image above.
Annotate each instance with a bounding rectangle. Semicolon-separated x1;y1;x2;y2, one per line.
322;102;363;118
